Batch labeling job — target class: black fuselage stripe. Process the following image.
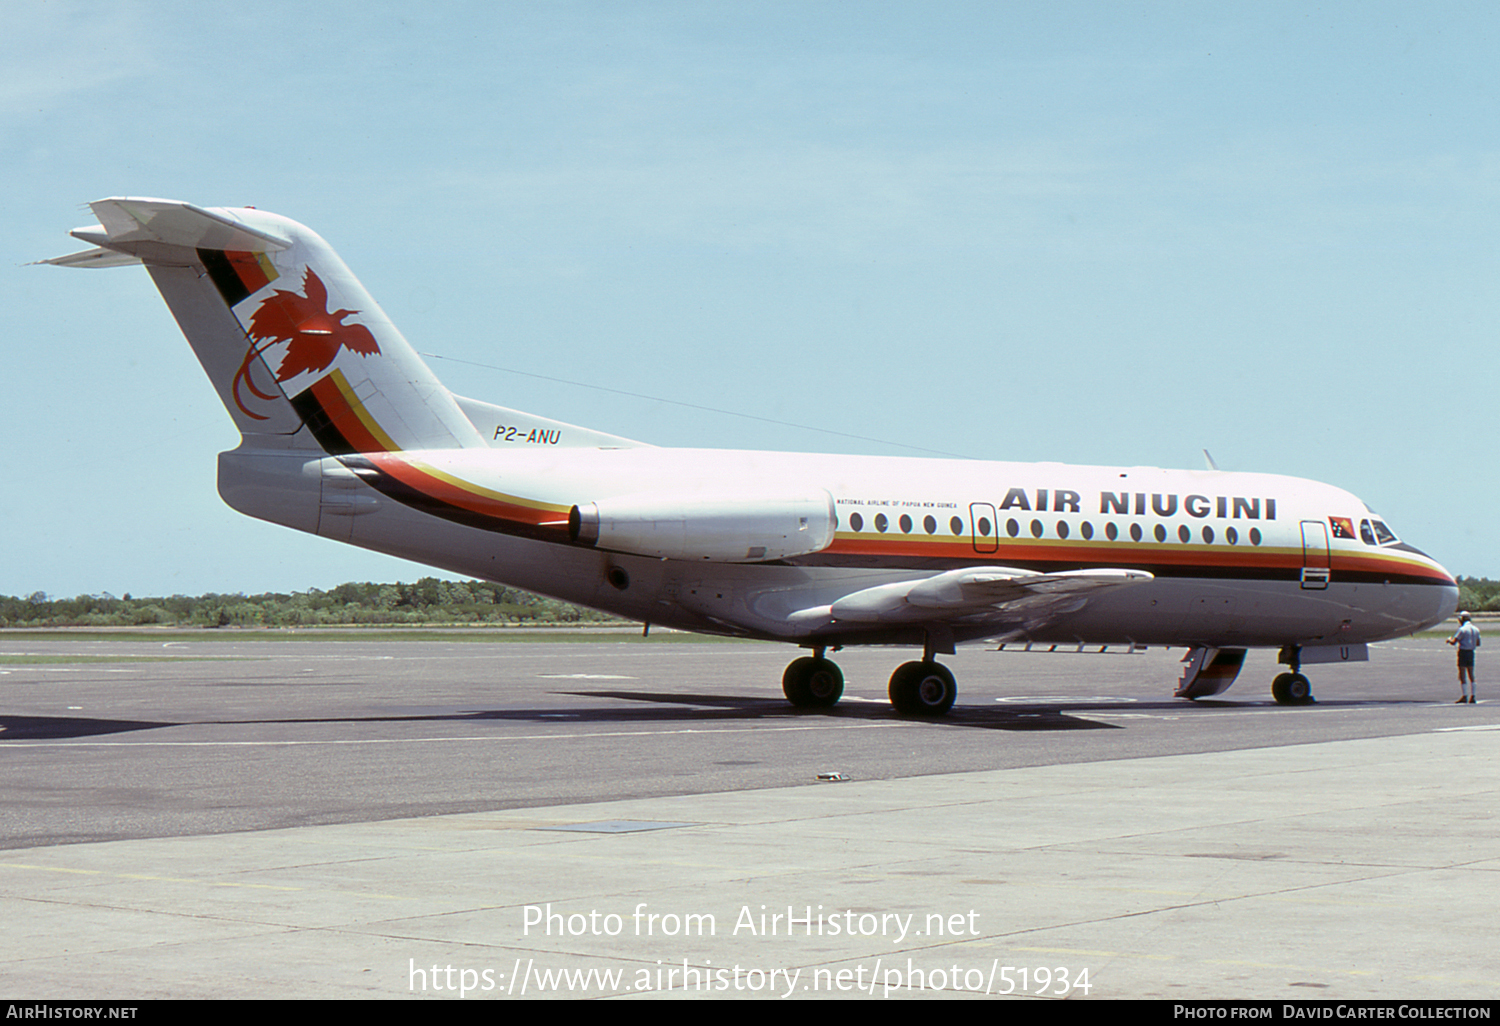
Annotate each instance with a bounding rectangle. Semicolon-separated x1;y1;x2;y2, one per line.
339;456;567;543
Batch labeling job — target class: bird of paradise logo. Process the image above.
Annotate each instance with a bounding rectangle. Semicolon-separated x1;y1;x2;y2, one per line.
232;267;381;419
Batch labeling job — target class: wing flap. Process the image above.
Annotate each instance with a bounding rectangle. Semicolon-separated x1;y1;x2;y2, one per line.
909;566;1152;608
822;566;1152;624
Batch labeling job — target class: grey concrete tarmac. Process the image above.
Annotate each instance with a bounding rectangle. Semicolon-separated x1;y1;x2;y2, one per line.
1;632;1495;1000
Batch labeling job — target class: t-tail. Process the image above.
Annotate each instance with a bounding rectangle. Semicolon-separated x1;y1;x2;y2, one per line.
46;198;484;454
45;198;639;541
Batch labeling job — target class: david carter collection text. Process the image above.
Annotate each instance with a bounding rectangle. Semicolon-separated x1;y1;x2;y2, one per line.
1175;1009;1490;1020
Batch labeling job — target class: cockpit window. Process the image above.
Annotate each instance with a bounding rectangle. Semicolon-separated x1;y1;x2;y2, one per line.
1360;518;1399;546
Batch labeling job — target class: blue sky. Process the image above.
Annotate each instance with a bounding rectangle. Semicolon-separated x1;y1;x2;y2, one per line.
4;1;1496;598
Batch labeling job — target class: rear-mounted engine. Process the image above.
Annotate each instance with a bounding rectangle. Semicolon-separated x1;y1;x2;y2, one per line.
569;489;837;562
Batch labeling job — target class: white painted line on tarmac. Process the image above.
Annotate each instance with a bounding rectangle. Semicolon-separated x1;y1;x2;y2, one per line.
995;696;1139;704
537;673;636;679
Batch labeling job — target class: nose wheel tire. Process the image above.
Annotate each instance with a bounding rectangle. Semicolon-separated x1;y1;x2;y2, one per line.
1271;672;1314;705
783;657;844;708
889;660;957;716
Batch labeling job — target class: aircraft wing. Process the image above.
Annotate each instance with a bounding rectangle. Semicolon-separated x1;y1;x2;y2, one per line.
790;565;1152;628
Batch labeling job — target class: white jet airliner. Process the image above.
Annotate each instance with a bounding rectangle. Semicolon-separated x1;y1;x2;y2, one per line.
48;198;1458;714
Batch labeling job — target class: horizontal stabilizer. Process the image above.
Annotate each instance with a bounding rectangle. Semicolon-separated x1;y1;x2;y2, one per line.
37;246;143;269
73;197;292;253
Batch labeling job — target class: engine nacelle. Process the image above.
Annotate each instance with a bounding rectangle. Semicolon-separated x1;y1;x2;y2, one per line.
569;489;837;562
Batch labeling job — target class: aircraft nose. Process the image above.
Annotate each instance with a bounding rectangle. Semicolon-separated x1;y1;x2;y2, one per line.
1431;560;1461;623
1428;552;1459;590
1401;542;1457;587
1396;547;1460;632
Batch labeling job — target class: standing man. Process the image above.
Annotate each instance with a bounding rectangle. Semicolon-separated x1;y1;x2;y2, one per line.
1447;611;1482;703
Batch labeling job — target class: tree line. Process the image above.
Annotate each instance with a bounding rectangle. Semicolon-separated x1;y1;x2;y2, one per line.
4;576;1495;630
0;579;623;628
1457;577;1500;614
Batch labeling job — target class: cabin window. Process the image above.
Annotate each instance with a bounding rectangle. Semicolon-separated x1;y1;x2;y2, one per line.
950;516;964;535
1105;522;1118;541
1081;521;1094;539
848;512;863;532
875;513;888;533
1130;523;1143;542
1030;519;1043;538
1202;525;1215;544
1154;524;1167;542
1056;520;1070;539
1007;518;1020;537
1178;525;1191;543
924;515;937;535
898;514;912;534
1249;527;1262;545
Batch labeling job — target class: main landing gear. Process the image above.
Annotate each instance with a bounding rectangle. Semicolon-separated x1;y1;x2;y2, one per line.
781;656;844;708
781;648;957;716
887;660;958;715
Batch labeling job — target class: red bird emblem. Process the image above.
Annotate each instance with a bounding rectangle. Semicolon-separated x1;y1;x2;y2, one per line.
232;267;382;419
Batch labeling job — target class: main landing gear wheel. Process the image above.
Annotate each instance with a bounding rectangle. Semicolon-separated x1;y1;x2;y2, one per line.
782;657;844;708
1271;672;1314;706
888;660;958;716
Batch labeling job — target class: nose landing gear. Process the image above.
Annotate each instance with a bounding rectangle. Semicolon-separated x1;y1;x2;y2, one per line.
1271;672;1314;705
1272;646;1315;705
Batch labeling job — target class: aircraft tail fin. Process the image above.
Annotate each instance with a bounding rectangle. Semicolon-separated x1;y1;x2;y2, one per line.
48;198;485;453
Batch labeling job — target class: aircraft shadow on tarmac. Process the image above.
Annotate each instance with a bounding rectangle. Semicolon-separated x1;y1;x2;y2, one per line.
547;690;1145;731
242;694;1137;733
1;696;1125;738
547;690;1128;731
0;693;1402;741
550;690;1411;729
0;716;176;740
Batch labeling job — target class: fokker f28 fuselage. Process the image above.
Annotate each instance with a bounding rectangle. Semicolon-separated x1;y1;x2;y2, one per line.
50;198;1458;713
